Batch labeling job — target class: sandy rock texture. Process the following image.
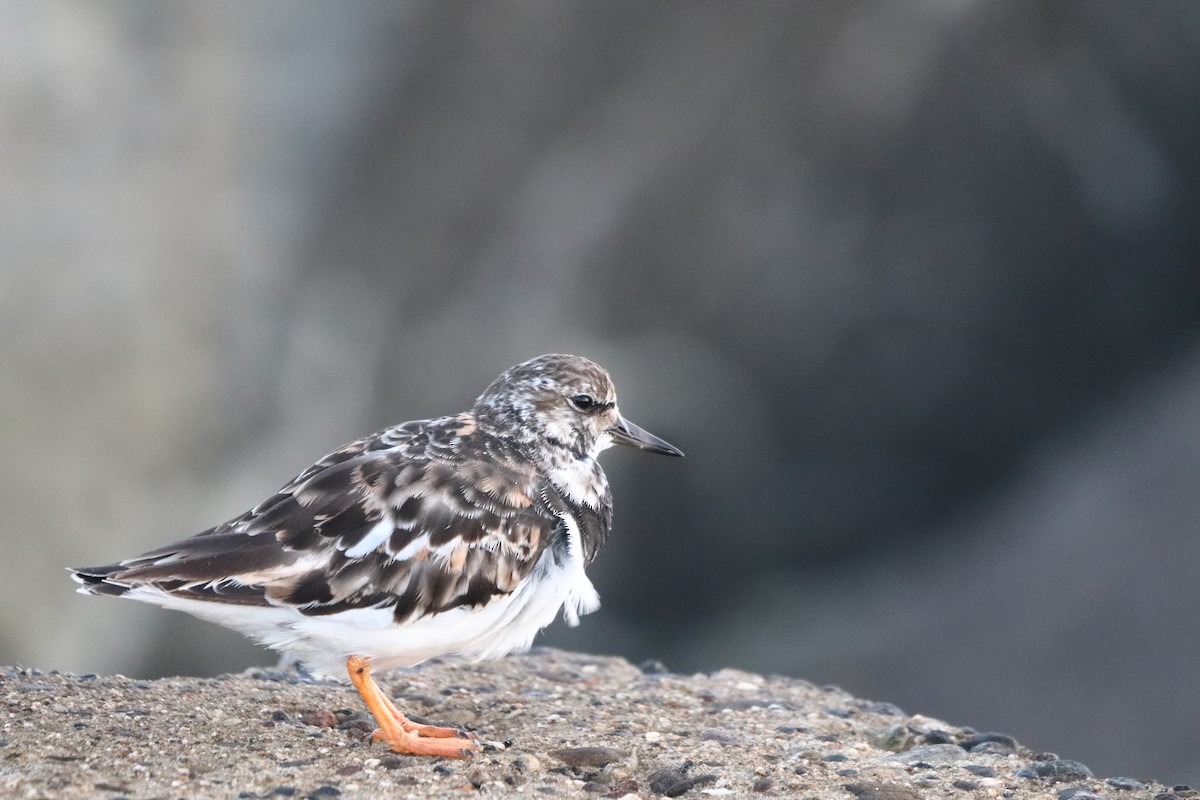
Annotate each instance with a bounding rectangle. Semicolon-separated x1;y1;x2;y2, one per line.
1;649;1180;799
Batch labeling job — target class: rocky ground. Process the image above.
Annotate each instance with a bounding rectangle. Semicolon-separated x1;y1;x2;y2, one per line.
0;649;1186;799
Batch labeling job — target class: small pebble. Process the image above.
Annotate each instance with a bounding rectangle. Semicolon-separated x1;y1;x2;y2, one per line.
513;755;542;773
712;698;792;711
843;782;922;800
952;779;979;791
960;734;1017;753
336;712;376;735
547;746;626;768
299;709;338;728
646;767;716;798
606;779;639;796
869;725;912;752
1033;759;1095;782
884;744;967;766
1057;789;1101;800
961;732;1017;751
700;729;740;746
752;777;774;792
964;765;997;778
1107;777;1148;790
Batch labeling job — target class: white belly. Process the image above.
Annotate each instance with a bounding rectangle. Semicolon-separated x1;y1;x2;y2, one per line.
124;531;601;677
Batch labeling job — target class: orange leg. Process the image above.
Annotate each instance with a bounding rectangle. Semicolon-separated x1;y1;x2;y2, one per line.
346;655;480;758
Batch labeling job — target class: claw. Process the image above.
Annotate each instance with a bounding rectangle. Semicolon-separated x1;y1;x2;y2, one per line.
371;727;480;758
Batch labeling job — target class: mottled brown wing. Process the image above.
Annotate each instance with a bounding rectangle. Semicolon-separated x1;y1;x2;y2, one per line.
76;439;565;624
260;449;565;622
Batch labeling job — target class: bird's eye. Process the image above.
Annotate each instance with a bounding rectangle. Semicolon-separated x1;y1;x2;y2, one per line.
570;394;596;411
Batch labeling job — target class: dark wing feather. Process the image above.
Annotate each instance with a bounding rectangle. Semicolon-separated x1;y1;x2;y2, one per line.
72;418;566;623
261;442;566;624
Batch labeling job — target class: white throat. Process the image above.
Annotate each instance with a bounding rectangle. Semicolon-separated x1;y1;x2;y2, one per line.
546;457;607;509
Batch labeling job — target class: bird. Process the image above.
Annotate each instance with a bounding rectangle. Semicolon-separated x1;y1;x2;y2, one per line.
70;353;682;758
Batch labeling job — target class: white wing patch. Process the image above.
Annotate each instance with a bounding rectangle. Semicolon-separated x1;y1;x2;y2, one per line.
342;517;394;558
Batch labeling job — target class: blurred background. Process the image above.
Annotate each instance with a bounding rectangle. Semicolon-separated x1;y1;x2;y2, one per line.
3;0;1199;785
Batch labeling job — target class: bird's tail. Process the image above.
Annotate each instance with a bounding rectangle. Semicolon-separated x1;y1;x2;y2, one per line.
68;565;132;597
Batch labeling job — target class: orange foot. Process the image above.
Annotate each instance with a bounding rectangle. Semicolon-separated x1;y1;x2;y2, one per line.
347;655;481;758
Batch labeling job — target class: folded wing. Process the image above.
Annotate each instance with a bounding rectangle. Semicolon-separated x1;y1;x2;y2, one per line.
72;436;564;625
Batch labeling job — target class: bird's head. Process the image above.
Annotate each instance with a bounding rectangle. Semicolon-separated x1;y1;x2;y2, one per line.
474;354;683;463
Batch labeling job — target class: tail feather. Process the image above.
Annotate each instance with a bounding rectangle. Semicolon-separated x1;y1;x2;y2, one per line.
69;564;132;597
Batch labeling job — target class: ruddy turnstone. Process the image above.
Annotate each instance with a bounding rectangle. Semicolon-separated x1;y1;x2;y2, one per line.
71;354;682;758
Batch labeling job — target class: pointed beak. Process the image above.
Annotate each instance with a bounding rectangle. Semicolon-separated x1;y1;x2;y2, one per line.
609;415;684;457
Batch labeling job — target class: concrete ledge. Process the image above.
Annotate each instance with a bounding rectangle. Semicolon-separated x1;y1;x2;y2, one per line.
1;649;1167;799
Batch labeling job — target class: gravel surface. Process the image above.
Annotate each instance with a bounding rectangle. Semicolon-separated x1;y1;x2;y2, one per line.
0;649;1183;799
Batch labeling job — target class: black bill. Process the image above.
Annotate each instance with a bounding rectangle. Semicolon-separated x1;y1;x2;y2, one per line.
609;415;684;457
